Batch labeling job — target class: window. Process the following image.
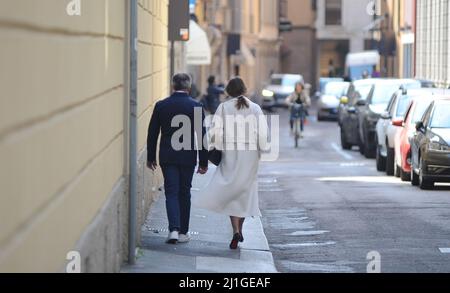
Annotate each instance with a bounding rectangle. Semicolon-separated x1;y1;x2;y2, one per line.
387;93;399;115
325;0;342;26
396;95;414;117
430;103;450;128
351;85;372;105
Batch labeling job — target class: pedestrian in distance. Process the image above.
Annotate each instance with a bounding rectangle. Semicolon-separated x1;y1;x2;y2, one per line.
193;77;269;250
147;73;209;245
206;75;225;114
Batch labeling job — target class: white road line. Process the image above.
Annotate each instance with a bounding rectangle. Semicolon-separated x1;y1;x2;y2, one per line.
439;248;450;254
331;142;353;160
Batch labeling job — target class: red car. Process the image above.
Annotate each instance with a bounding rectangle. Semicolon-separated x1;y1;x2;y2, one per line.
395;95;437;181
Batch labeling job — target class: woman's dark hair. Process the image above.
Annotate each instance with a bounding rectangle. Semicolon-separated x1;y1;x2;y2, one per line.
226;77;249;110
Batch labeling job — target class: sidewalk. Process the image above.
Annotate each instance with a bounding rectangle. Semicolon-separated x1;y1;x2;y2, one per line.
121;165;277;273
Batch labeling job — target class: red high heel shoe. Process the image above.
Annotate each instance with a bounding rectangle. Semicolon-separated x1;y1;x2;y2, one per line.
229;233;240;250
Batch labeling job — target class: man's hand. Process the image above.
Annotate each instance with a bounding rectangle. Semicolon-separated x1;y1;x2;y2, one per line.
197;166;208;175
147;161;158;171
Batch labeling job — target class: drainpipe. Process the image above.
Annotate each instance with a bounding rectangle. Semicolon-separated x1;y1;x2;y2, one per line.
128;0;138;265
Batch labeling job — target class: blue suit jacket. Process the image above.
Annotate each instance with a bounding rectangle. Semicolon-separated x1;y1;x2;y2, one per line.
147;92;208;168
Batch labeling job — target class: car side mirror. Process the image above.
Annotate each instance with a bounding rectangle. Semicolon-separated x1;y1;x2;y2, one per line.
381;111;391;120
392;119;404;127
416;121;425;132
356;99;367;106
340;96;349;105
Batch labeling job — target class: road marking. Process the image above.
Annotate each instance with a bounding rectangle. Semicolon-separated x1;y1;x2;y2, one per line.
439;248;450;254
272;241;336;249
331;142;353;160
317;176;409;184
340;162;366;167
259;188;285;192
280;261;355;273
289;230;330;236
259;178;278;184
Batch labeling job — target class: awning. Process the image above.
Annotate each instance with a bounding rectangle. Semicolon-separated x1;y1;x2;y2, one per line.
186;20;212;65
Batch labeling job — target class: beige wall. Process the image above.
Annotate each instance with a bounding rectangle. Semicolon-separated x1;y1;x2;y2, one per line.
287;0;315;27
0;0;167;272
280;0;317;86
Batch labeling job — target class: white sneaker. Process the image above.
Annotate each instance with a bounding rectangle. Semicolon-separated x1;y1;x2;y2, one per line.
178;233;191;244
166;231;179;244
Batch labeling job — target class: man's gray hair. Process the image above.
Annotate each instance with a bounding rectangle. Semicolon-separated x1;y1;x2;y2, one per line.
172;73;192;91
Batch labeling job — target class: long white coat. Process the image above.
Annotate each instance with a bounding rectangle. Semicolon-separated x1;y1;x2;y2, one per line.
193;97;269;218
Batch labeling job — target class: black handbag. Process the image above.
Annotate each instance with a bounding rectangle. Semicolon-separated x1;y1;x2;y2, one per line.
208;148;222;166
208;105;225;166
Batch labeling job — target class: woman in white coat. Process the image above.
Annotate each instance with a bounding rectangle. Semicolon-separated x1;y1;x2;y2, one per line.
193;77;269;249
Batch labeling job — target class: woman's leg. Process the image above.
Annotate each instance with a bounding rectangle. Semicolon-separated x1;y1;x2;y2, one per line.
229;216;243;249
239;218;245;242
230;216;241;235
239;218;245;233
300;112;305;132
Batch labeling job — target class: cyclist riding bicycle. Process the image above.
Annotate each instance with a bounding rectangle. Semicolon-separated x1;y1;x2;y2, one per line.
285;81;311;138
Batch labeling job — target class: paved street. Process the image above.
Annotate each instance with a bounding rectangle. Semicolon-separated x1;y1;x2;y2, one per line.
259;107;450;273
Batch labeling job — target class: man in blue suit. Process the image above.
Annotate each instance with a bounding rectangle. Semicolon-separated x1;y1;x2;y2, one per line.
147;73;209;244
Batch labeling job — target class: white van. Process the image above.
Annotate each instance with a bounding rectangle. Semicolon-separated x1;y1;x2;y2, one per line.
345;51;380;81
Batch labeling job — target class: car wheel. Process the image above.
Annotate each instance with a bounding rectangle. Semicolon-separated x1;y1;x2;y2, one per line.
411;168;420;186
376;145;386;172
419;157;434;190
363;132;376;159
395;164;401;178
400;169;410;182
317;114;323;122
386;147;395;176
340;128;352;150
359;141;365;155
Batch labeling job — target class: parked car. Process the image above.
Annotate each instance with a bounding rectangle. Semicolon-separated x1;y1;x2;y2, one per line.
376;88;433;175
396;94;439;181
317;81;349;121
339;79;378;150
411;98;450;189
316;77;344;98
416;79;436;88
261;74;304;110
357;79;420;159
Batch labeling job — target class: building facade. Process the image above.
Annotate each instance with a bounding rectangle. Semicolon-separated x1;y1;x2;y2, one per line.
315;0;373;78
190;0;280;101
279;0;317;87
0;0;168;272
376;0;416;78
415;0;450;87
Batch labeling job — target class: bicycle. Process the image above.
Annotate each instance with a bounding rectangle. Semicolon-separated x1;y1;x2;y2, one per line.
291;103;305;148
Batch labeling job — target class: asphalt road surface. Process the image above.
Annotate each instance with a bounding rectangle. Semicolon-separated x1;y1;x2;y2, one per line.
259;107;450;273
